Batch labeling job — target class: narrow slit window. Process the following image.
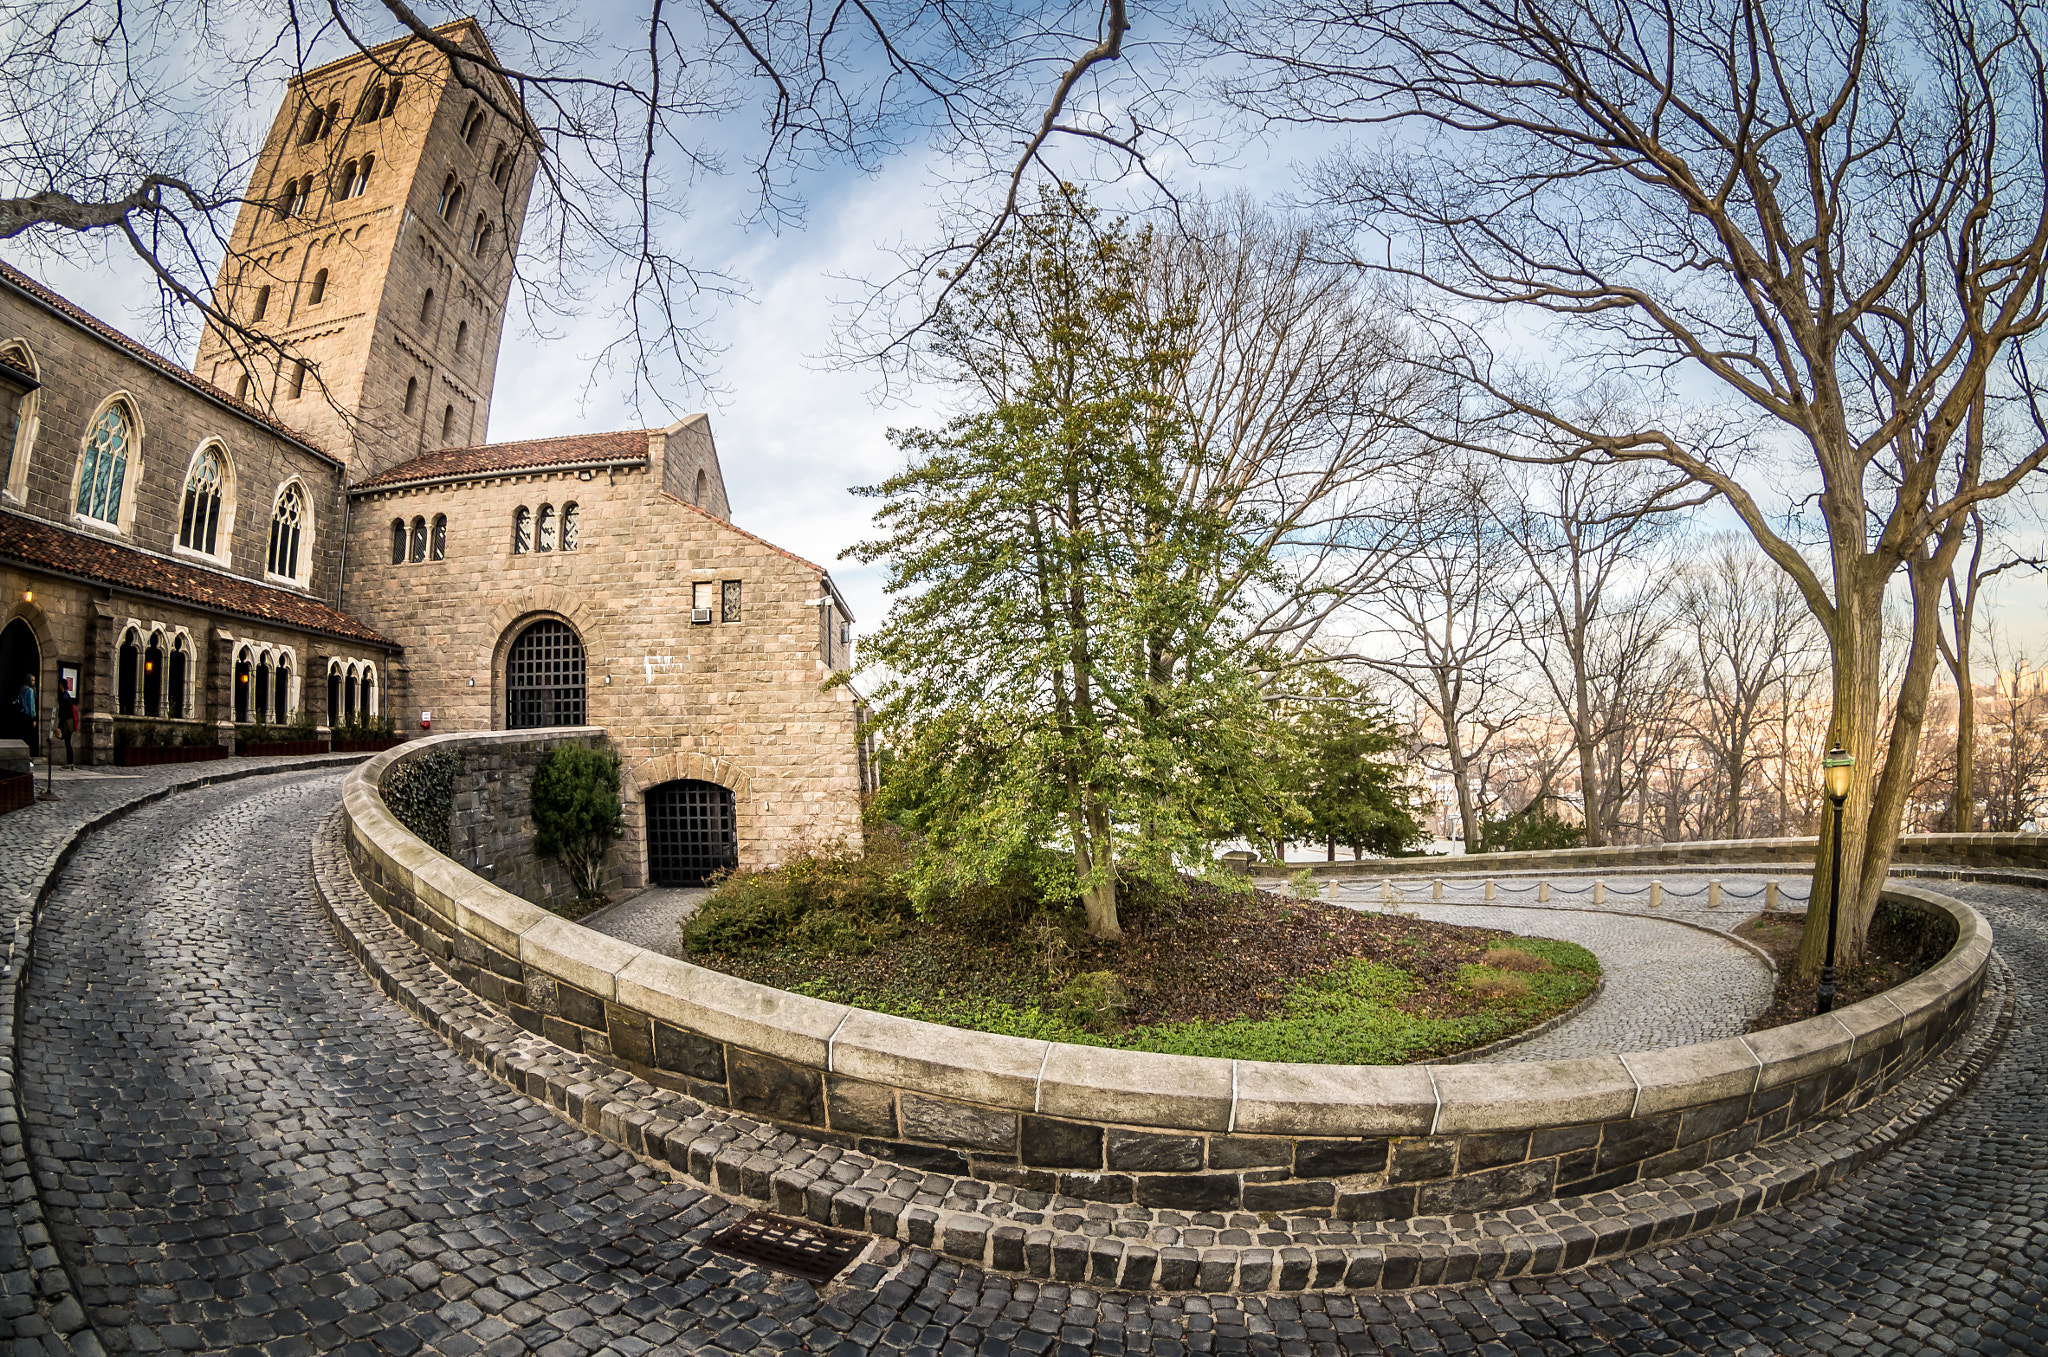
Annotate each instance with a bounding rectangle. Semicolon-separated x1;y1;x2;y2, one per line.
721;579;742;623
410;515;427;563
252;285;270;321
391;519;406;565
560;502;578;551
536;503;555;552
512;505;531;554
403;376;418;413
308;268;327;304
440;404;454;442
430;514;447;560
288;360;307;399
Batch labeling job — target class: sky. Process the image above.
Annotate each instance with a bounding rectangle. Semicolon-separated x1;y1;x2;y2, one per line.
4;7;2044;663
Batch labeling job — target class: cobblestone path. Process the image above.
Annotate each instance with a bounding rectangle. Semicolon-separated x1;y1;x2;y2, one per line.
18;770;2048;1355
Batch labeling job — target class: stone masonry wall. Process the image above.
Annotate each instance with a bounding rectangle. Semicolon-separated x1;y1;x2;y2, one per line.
344;449;864;883
435;730;629;910
347;732;1991;1229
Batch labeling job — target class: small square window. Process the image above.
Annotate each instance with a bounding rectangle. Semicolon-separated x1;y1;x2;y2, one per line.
721;579;742;623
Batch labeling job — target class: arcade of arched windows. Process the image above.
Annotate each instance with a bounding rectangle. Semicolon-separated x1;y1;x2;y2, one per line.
113;623;198;721
511;501;578;555
325;658;381;730
229;641;299;726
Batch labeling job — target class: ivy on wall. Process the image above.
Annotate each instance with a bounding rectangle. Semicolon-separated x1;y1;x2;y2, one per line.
382;750;458;854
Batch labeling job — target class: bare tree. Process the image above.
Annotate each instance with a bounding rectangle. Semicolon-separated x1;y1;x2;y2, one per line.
1675;537;1825;838
1;0;1190;403
1931;506;2042;831
1344;461;1531;847
1975;626;2048;832
1495;457;1701;845
1226;0;2048;968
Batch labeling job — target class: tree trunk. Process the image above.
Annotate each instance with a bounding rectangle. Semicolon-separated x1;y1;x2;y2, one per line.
1080;800;1120;938
1954;646;1976;831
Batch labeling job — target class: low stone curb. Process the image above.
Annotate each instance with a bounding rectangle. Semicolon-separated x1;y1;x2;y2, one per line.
1362;895;1784;974
311;807;2015;1294
0;755;368;1355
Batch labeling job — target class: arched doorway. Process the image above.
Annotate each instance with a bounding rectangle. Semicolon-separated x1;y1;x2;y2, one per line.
0;619;39;755
645;779;736;885
506;619;585;729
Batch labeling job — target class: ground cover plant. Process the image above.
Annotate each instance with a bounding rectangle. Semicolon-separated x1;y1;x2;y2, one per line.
681;839;1599;1064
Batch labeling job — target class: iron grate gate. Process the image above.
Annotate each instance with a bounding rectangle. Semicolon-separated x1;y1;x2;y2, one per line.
506;619;586;729
646;779;736;885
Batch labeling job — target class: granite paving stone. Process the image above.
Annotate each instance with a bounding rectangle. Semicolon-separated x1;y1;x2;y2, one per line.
9;768;2045;1354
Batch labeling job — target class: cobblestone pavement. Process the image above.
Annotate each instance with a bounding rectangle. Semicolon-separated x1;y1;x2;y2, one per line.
16;769;2048;1354
1365;904;1776;1061
578;889;708;959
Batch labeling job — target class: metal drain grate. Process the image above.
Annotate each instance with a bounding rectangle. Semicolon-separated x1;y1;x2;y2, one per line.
707;1212;866;1284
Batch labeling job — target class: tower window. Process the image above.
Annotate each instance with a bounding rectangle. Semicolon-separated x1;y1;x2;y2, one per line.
340;155;373;199
430;514;447;560
308;268;327;304
461;102;485;145
455;320;468;354
445;183;463;222
410;515;427;563
266;482;306;581
358;84;386;122
440;404;455;442
420;289;435;325
471;214;492;257
288;359;306;399
287;178;309;217
381;80;401;118
390;518;406;565
694;467;706;505
235;373;250;401
298;107;324;145
403;376;418;413
252;285;270;320
491;148;513;189
321;101;339;138
437;175;464;220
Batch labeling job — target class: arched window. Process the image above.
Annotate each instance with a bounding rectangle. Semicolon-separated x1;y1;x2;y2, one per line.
390;518;406;565
308;269;328;305
168;635;188;720
444;183;463;223
284;178;308;218
288;359;307;399
454;321;468;354
438;176;463;220
298;107;324;144
381;79;402;118
178;444;227;556
512;505;531;554
410;515;427;563
491;147;514;189
275;655;292;723
117;629;140;716
471;215;492;257
344;665;358;725
420;289;435;325
462;102;485;144
267;482;306;581
430;514;447;560
2;341;41;502
358;84;386;122
506;619;585;729
140;633;163;718
536;503;555;552
321;101;339;138
694;467;706;505
328;664;342;726
254;654;272;723
252;285;271;321
235;374;250;402
403;376;418;414
363;666;378;716
341;155;373;198
561;502;579;551
234;648;252;722
440;405;455;443
75;400;132;525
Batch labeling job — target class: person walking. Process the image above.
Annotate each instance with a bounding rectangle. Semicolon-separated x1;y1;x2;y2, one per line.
14;676;36;757
56;681;75;765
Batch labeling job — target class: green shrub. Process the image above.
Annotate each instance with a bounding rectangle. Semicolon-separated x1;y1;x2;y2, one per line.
1055;970;1129;1034
532;742;624;904
181;723;214;747
682;832;913;955
382;750;457;854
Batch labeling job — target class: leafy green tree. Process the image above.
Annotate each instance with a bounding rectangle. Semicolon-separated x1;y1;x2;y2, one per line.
851;187;1293;939
1477;806;1585;855
532;743;625;903
1282;681;1426;861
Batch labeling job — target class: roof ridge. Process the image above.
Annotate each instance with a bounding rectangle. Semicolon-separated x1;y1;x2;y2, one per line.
656;489;826;576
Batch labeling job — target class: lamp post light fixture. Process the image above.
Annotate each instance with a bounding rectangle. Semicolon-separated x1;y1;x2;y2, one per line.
1817;743;1855;1015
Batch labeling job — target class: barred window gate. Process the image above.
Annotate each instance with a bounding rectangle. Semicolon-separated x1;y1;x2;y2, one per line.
645;779;736;885
506;619;585;729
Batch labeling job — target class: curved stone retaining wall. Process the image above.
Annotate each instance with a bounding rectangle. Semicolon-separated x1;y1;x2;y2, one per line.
343;730;1991;1229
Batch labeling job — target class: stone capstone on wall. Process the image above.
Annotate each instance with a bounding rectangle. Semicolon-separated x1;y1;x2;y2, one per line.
343;730;1993;1235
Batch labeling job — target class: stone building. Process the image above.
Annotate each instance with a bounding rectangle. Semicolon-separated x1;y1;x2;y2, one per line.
0;20;865;887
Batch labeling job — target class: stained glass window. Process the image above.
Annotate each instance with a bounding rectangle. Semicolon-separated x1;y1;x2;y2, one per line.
76;403;129;523
179;447;225;554
267;483;305;580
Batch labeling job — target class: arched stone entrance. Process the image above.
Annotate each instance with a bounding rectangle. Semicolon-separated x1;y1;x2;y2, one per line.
505;619;586;729
644;779;737;885
0;618;40;754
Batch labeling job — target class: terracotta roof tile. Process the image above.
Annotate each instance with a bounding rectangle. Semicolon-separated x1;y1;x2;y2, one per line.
0;508;396;647
354;429;653;489
0;261;338;463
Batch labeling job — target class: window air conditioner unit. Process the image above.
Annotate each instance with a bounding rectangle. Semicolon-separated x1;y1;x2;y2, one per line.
692;608;714;624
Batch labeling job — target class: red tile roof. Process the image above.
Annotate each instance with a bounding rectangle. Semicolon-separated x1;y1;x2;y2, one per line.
0;508;396;647
353;430;653;489
0;261;339;464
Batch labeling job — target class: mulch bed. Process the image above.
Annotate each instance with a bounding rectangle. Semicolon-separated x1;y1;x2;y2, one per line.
1738;911;1937;1032
699;877;1532;1030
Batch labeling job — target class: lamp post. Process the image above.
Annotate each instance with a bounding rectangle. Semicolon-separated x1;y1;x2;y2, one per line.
1817;743;1855;1015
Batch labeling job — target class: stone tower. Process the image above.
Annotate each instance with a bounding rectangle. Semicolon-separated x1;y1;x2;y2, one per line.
194;21;536;481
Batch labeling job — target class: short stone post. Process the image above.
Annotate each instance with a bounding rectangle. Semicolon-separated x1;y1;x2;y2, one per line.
1538;880;1550;902
1432;879;1443;901
1381;879;1392;903
1766;880;1779;911
1650;881;1663;908
1593;879;1605;905
1485;878;1497;901
1708;879;1721;909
